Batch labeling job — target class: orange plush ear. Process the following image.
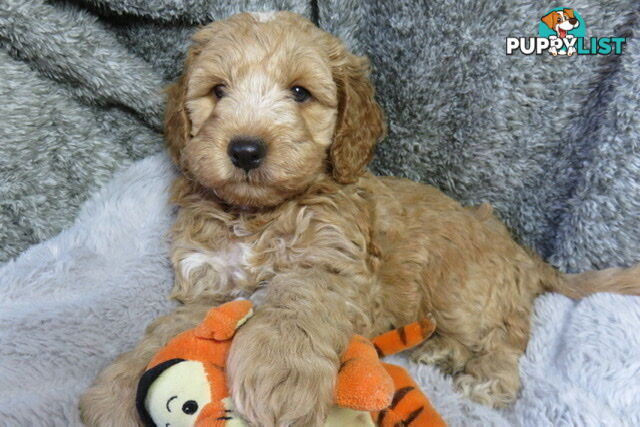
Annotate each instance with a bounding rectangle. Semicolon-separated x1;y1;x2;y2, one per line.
541;10;558;30
334;335;395;411
373;363;446;427
563;8;575;19
195;300;253;341
329;47;386;184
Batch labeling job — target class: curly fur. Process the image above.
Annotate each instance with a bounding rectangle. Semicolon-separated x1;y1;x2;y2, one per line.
81;11;640;427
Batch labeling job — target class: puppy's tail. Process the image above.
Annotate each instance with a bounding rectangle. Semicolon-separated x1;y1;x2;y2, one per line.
549;264;640;299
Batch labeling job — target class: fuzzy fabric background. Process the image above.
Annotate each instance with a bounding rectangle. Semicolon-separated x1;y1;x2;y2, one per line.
2;0;639;269
1;0;640;425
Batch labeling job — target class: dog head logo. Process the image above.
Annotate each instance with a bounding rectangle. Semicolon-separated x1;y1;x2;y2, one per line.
539;8;585;56
540;9;580;39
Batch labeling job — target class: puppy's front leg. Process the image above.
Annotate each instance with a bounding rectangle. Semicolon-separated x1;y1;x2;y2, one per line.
228;269;361;427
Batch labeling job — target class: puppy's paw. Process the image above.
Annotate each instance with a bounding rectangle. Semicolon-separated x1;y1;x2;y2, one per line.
453;373;518;408
228;321;338;426
411;334;470;374
453;350;520;408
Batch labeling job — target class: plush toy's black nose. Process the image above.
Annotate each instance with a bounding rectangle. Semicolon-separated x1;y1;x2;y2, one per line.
227;137;266;172
569;17;578;25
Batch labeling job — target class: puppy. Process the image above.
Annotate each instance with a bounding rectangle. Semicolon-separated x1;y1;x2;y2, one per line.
541;8;580;56
80;11;640;426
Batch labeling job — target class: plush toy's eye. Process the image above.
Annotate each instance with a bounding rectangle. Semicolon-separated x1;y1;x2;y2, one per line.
290;86;311;103
182;400;199;415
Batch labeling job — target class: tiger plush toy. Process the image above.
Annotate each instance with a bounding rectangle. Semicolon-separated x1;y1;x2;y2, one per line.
136;300;445;427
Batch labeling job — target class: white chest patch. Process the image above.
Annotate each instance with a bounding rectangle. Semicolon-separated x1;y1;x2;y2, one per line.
180;243;253;286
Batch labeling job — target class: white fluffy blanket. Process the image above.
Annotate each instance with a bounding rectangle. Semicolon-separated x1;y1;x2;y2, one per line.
1;153;639;426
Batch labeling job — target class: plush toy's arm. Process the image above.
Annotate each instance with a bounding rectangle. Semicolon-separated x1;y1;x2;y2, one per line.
334;320;442;425
334;335;395;412
371;318;436;357
194;299;253;341
373;363;446;427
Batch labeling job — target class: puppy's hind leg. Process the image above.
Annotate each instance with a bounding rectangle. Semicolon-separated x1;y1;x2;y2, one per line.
411;334;521;407
412;317;527;408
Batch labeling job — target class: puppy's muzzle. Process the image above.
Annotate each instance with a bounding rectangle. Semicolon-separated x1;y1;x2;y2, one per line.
228;137;266;172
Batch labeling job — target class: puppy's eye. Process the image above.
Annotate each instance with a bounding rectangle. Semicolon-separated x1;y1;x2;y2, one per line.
212;84;227;99
290;86;311;103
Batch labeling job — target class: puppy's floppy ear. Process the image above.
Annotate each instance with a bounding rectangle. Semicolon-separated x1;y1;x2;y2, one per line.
330;51;386;184
164;42;205;168
563;8;575;19
541;11;558;30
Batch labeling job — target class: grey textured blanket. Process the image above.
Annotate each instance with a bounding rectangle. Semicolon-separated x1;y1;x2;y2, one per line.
1;0;639;425
2;0;640;268
2;0;639;269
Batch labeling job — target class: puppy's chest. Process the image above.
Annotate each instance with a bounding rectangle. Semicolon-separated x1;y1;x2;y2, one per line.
180;241;254;280
174;203;365;302
177;218;301;296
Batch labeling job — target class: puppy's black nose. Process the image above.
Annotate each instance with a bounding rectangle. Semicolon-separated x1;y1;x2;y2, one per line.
569;18;578;25
227;137;266;172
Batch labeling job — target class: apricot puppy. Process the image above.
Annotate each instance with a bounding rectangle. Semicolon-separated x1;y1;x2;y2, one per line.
80;11;640;427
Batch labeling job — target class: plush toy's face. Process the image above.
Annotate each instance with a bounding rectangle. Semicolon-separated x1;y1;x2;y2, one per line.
145;360;211;426
143;360;373;427
143;360;248;427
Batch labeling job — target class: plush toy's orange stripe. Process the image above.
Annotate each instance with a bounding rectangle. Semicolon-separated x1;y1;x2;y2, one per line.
371;319;436;357
373;363;446;427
